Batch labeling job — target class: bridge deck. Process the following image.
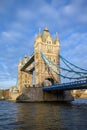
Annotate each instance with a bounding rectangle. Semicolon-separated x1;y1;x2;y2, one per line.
43;80;87;91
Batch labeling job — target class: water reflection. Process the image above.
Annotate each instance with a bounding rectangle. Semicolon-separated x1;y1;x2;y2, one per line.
0;99;87;130
16;103;63;130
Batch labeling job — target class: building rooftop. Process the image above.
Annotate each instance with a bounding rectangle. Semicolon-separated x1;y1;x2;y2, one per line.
44;27;49;32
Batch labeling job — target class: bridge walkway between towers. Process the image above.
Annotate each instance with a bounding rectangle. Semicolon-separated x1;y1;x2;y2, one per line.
43;79;87;91
21;53;34;72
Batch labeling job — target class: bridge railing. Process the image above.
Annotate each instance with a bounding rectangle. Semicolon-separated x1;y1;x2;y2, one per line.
43;79;87;91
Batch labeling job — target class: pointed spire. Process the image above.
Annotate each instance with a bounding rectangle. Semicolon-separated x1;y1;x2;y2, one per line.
36;27;41;38
38;28;41;36
24;55;27;58
35;28;42;42
55;32;60;46
56;32;59;41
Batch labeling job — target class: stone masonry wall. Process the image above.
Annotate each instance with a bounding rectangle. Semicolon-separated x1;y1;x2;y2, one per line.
16;87;74;102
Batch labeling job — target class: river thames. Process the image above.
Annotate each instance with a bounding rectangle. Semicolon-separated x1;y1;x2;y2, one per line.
0;99;87;130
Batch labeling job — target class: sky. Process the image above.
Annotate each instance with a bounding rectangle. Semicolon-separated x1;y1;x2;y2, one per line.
0;0;87;89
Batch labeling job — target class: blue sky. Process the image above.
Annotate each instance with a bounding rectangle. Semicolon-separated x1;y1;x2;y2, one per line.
0;0;87;89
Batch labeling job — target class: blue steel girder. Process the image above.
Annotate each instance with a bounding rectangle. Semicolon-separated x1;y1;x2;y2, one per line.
43;79;87;91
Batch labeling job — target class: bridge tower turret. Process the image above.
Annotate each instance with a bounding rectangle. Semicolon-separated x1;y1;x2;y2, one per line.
18;56;32;92
34;28;60;87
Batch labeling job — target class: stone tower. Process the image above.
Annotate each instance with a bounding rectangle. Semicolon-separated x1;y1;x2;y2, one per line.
18;56;32;92
34;28;60;87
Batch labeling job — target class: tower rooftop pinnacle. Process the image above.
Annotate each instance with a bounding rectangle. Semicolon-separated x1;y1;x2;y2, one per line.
24;55;27;58
44;27;49;32
55;32;59;41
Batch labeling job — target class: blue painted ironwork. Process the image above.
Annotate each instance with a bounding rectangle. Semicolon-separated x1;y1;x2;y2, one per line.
59;54;87;72
40;50;87;91
43;79;87;91
40;50;87;75
40;50;87;80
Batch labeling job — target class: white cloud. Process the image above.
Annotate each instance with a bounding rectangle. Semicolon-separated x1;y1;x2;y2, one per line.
62;0;87;24
0;0;15;14
0;78;16;89
0;61;17;89
60;32;87;69
0;0;87;88
17;9;35;21
1;31;22;42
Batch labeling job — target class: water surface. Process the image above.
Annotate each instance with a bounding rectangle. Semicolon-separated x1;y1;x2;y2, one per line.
0;99;87;130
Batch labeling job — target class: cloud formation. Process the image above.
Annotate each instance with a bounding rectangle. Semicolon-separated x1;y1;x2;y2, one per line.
0;0;87;88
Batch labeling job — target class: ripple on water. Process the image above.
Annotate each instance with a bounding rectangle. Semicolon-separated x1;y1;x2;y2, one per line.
0;100;87;130
72;98;87;105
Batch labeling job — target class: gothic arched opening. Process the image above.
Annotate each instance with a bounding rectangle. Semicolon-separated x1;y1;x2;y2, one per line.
43;78;54;86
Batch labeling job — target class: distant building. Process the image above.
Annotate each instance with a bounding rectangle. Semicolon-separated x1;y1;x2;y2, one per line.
0;89;9;99
9;86;20;101
0;90;3;99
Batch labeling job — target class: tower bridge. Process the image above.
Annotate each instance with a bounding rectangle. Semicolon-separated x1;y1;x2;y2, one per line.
17;28;87;102
18;28;60;90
